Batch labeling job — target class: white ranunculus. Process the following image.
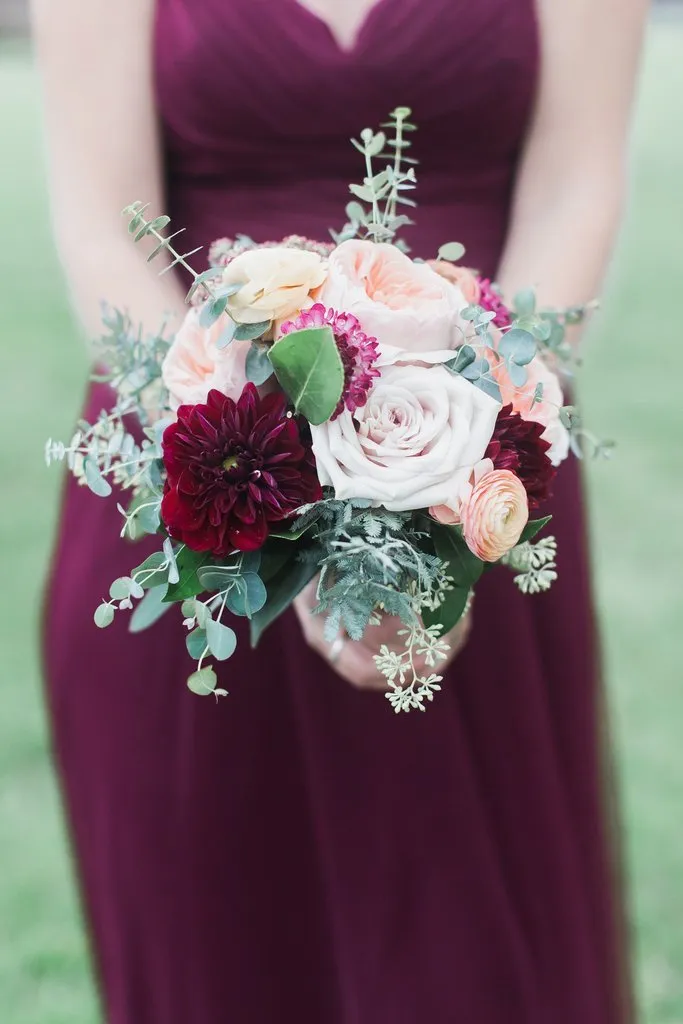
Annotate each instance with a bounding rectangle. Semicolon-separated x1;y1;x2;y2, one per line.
311;363;501;512
319;239;468;353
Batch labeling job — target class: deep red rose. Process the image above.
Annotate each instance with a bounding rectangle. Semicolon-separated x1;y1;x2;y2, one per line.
485;405;556;509
161;385;322;554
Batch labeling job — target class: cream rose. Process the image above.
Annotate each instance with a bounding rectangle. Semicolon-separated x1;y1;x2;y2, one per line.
461;469;529;562
319;239;467;354
310;362;500;512
161;307;250;411
221;247;327;325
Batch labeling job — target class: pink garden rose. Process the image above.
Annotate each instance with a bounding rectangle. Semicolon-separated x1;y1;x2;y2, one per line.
461;469;529;562
492;349;570;467
319;240;467;354
310;361;499;512
427;260;481;305
161;307;250;412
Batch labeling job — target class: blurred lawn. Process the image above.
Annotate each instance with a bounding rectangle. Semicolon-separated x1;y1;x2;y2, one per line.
0;22;682;1024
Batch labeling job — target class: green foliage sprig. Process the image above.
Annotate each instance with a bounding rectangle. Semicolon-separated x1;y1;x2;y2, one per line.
331;107;418;249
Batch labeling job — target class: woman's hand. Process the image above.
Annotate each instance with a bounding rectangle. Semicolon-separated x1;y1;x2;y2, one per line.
293;580;472;692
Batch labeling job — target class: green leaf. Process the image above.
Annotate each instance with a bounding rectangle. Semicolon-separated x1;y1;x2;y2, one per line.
94;603;115;628
267;523;313;542
422;584;470;637
518;515;552;545
245;343;275;385
345;200;366;223
513;288;536;317
129;584;171;632
249;553;320;647
205;619;237;661
431;524;484;591
226;573;267;618
196;551;261;592
164;548;213;602
84;458;112;497
269;326;344;425
348;183;375;203
499;328;536;367
187;667;219;696
437;241;466;263
186;628;208;660
234;320;271;342
258;539;296;581
199;293;229;328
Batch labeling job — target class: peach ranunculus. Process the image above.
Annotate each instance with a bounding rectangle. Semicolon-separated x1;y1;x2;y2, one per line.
427;261;481;305
220;247;327;325
492;348;570;468
319;239;468;354
429;457;493;526
161;307;251;412
310;361;500;513
461;469;529;562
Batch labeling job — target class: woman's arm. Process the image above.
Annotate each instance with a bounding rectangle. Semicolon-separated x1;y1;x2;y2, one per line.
497;0;650;313
31;0;186;340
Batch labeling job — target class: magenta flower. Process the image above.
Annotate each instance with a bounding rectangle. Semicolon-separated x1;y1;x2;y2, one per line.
279;303;380;418
478;278;512;328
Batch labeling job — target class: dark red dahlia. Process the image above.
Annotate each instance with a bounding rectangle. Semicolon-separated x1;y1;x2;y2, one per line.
279;303;380;418
161;385;322;554
485;405;556;509
478;278;512;328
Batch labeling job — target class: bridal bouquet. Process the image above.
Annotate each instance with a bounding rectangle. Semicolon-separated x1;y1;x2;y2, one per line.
46;108;602;711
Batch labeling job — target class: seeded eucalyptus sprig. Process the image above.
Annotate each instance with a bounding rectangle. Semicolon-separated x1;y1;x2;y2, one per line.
121;201;225;307
332;106;419;249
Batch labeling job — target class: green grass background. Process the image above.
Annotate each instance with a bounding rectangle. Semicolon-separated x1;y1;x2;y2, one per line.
0;21;682;1023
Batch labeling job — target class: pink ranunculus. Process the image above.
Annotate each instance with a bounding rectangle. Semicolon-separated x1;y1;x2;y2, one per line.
427;261;481;305
310;361;500;513
161;307;251;412
461;469;529;562
429;458;493;526
492;350;570;467
319;240;468;354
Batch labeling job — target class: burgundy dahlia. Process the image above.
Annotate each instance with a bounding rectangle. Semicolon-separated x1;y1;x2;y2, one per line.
478;278;512;328
485;405;555;509
279;303;380;418
161;385;322;554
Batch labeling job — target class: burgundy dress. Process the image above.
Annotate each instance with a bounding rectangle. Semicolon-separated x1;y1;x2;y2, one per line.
43;1;631;1021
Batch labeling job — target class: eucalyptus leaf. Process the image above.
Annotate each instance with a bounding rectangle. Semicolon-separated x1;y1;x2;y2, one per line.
226;573;267;618
84;458;112;497
507;361;528;388
199;293;228;328
499;328;536;367
437;241;466;263
345;201;366;223
234;319;271;342
109;577;133;601
132;551;167;583
129;584;171;633
187;666;218;696
245;343;275;385
348;183;375;203
364;131;386;157
94;603;115;629
163;537;180;585
446;345;476;375
250;553;320;647
269;326;344;425
513;289;536;317
186;628;208;660
205;619;238;661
